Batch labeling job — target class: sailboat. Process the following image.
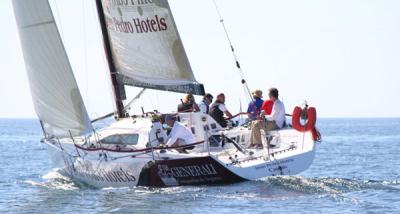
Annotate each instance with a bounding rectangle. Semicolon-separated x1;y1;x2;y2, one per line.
13;0;321;188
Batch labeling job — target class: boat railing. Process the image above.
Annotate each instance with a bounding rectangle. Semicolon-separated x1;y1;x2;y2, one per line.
73;141;205;154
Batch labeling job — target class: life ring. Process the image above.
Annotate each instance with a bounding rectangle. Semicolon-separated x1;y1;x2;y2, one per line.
292;106;321;141
292;106;317;132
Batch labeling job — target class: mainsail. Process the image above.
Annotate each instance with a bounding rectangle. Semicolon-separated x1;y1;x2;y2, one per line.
13;0;93;137
98;0;205;95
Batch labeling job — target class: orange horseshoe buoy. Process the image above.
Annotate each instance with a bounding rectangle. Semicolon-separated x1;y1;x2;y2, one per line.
292;106;321;141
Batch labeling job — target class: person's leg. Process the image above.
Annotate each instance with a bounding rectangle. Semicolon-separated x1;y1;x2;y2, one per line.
169;140;185;153
175;143;188;153
264;121;279;132
262;121;279;148
250;120;262;148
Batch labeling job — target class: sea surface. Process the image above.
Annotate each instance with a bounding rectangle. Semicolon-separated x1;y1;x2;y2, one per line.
0;118;399;214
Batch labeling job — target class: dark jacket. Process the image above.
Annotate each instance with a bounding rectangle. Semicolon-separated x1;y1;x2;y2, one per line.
209;101;227;127
178;103;193;112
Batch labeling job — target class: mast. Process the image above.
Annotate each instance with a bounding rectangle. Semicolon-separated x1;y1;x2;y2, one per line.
94;0;126;119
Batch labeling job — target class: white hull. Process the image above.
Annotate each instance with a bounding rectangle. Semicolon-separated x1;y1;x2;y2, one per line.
45;113;317;188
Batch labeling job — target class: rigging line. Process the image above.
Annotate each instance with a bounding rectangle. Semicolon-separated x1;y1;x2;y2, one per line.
82;0;89;106
90;88;146;123
239;98;244;125
211;0;253;101
124;88;146;111
144;90;155;113
155;90;161;111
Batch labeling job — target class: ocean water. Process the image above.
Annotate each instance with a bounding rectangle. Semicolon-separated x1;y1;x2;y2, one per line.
0;118;399;214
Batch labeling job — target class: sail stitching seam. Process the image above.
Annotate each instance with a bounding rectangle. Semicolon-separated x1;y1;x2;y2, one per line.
21;20;54;29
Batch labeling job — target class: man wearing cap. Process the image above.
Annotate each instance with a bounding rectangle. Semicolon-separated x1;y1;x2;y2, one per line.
209;93;233;128
247;90;264;121
198;93;214;114
164;115;196;149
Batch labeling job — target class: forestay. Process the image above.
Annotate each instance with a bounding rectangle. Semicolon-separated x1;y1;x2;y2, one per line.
13;0;93;137
99;0;204;95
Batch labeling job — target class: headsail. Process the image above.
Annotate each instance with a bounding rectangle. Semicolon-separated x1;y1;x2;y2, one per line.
98;0;205;95
13;0;93;137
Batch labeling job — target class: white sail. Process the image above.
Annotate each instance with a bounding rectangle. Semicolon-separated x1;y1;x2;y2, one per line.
99;0;204;95
13;0;93;137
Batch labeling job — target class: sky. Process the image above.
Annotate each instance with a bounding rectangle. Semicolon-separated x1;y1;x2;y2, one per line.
1;0;400;119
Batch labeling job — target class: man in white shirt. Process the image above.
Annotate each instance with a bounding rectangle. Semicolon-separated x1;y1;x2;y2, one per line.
250;88;286;149
264;92;286;129
198;93;214;114
164;115;196;149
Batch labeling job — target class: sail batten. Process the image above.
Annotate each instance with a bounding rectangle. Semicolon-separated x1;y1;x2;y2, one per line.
99;0;205;95
21;20;54;29
13;0;93;137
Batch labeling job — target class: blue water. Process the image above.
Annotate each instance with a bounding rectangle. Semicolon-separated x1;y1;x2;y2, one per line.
0;118;399;213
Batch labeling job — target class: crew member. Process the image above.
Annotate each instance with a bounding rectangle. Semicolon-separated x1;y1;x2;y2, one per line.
209;93;233;128
250;88;286;149
164;115;196;151
247;89;264;121
261;99;274;116
177;93;199;112
198;93;213;114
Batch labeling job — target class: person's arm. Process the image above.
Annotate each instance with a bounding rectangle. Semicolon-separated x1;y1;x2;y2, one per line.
224;111;233;118
166;127;178;146
247;102;253;114
265;102;280;121
225;110;233;118
219;104;233;118
166;138;178;147
192;103;200;112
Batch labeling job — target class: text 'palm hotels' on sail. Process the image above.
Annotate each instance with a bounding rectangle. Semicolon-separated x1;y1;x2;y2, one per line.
107;0;168;34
